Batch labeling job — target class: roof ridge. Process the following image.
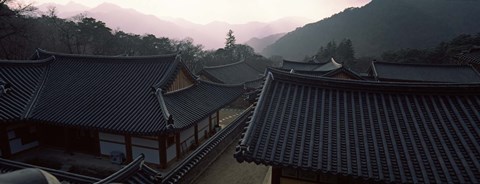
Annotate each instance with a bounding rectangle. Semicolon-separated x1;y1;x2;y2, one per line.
269;68;480;93
22;63;52;119
36;49;179;60
152;55;183;90
283;59;325;65
0;56;55;64
203;60;244;69
373;61;472;67
197;79;248;88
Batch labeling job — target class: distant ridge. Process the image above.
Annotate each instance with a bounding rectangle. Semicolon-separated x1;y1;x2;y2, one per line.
262;0;480;60
37;2;311;49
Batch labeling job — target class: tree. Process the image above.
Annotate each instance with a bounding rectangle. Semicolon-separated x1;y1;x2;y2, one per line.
0;0;36;59
225;29;236;50
337;38;355;64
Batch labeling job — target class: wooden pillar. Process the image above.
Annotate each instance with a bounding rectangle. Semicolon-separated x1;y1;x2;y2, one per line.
125;135;132;162
208;115;212;134
271;167;281;184
93;131;100;156
64;128;70;153
194;124;199;145
216;111;220;126
158;135;167;169
0;125;11;158
175;133;181;160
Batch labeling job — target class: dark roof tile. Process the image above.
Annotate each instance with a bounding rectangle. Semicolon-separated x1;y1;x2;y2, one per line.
235;69;480;183
201;61;264;84
164;80;245;129
0;57;53;121
370;61;480;83
281;58;342;72
1;50;244;135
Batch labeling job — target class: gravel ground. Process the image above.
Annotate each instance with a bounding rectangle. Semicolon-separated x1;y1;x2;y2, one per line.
193;140;269;184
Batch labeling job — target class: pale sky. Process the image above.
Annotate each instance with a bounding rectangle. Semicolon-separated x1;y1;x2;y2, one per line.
31;0;371;24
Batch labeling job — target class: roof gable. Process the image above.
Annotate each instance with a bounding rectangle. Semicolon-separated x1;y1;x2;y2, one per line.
236;69;480;183
0;57;53;121
1;50;244;135
201;61;264;84
281;58;342;72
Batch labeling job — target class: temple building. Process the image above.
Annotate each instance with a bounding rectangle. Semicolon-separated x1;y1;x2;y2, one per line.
235;68;480;184
368;61;480;83
455;46;480;71
0;49;244;169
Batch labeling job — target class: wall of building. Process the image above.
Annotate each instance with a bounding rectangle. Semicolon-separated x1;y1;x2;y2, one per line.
131;136;160;164
198;117;210;141
180;126;195;152
167;144;176;162
98;132;126;156
7;125;39;155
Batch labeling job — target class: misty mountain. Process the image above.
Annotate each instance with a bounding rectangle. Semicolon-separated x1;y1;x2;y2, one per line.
37;2;310;49
245;33;286;53
262;0;480;60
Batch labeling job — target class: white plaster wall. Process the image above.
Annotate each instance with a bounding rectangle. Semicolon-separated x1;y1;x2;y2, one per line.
198;117;209;130
132;146;159;164
9;139;39;154
167;145;176;162
99;141;126;156
131;137;158;149
180;126;194;142
99;132;125;143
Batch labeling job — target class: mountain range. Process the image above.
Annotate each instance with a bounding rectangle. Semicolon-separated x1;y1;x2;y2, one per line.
262;0;480;60
37;2;311;50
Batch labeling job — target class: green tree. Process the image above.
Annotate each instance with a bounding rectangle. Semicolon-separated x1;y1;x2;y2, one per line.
337;38;355;64
225;29;236;50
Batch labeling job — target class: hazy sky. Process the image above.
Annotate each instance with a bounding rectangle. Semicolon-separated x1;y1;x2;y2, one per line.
32;0;371;24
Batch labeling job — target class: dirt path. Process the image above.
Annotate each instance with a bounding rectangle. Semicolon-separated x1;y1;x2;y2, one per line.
193;140;269;184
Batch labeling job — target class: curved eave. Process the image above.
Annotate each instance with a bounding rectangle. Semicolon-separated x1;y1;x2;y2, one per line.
202;59;245;70
161;80;245;133
22;119;169;136
0;56;55;65
234;156;387;184
36;49;179;60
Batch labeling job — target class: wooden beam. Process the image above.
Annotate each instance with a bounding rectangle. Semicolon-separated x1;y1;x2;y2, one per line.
271;167;281;184
158;135;167;169
208;115;212;134
194;124;199;145
216;111;220;126
125;134;132;162
64;127;70;153
175;133;181;160
0;125;11;158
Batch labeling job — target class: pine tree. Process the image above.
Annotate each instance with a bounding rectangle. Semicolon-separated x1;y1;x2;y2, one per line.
225;29;236;50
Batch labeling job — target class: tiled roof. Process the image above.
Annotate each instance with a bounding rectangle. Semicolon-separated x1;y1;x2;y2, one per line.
370;61;480;83
457;48;480;65
161;106;253;184
322;67;364;80
0;57;53;121
235;69;480;183
1;50;243;135
94;154;160;184
200;60;264;85
0;157;99;183
288;67;364;80
281;58;342;72
163;80;244;130
0;154;159;184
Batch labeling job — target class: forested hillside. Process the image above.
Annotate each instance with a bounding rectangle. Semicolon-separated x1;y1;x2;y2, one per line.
263;0;480;60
